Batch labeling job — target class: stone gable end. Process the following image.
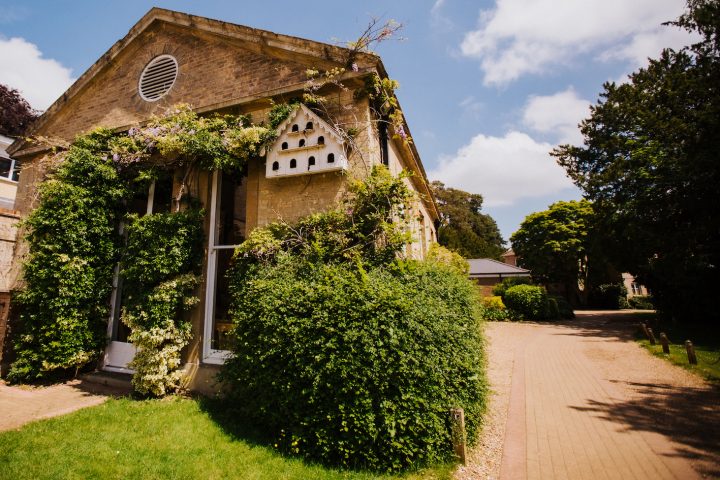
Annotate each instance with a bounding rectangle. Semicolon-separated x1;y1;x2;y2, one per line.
39;21;323;141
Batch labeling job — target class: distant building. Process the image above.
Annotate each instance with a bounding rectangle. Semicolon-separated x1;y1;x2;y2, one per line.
500;248;518;267
0;135;20;209
622;273;649;298
468;258;531;296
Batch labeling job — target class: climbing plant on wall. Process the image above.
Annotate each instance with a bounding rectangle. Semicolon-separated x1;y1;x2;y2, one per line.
8;105;281;390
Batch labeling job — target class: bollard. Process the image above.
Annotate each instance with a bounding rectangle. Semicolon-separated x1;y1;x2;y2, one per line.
641;323;651;340
647;327;656;346
450;407;467;466
660;333;670;354
685;340;698;365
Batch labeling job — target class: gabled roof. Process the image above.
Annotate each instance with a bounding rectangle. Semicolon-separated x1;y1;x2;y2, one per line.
9;7;381;157
7;8;439;220
467;258;531;278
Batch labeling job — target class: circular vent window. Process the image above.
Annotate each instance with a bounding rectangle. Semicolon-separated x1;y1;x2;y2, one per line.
138;55;178;101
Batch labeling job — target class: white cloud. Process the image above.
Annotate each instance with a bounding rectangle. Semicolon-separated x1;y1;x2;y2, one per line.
522;88;591;145
429;131;574;207
599;26;699;65
459;95;484;117
0;37;75;111
430;0;453;30
460;0;692;86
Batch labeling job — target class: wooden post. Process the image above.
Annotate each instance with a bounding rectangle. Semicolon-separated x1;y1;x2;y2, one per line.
660;332;670;355
685;340;698;365
450;407;467;466
647;327;656;346
660;333;670;354
640;323;651;340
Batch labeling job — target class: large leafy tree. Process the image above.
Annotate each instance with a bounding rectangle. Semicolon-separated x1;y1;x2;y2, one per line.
431;181;504;259
553;0;720;323
511;200;617;305
0;84;38;136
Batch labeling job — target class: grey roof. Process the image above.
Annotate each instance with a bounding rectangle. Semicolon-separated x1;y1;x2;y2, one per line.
467;258;531;278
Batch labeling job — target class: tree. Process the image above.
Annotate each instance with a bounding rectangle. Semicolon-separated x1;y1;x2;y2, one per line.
553;0;720;323
0;84;38;136
511;200;618;306
431;181;504;259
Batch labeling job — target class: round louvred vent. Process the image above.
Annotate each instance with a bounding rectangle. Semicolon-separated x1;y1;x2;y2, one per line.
138;55;178;101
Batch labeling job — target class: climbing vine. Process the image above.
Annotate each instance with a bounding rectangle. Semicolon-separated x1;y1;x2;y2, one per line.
121;209;204;396
8;106;275;390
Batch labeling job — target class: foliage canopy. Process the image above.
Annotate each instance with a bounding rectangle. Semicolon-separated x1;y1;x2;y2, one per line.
431;181;504;260
553;0;720;322
0;84;38;137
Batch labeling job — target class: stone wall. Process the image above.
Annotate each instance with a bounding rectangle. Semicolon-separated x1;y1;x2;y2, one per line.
0;208;19;368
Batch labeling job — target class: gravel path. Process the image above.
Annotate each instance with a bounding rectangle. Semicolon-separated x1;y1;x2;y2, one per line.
456;311;719;480
0;379;129;432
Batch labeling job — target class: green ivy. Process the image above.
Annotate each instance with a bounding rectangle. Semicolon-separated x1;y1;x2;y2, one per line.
8;105;270;385
235;165;414;267
120;210;204;396
7;141;128;382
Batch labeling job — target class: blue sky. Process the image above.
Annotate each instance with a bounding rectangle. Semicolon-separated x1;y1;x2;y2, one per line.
0;0;695;241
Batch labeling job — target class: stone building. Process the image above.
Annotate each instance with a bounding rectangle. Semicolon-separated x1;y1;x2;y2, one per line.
0;135;20;359
1;8;439;391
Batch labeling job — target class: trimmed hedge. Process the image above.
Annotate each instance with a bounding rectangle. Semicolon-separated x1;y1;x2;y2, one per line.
502;285;575;320
221;257;486;472
503;284;548;320
628;295;654;310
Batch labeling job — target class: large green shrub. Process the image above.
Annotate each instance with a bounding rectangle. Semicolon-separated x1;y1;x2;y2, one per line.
222;166;486;471
222;257;485;472
503;284;549;320
491;276;533;298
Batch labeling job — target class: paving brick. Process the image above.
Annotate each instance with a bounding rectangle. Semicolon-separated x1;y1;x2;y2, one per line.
500;316;703;480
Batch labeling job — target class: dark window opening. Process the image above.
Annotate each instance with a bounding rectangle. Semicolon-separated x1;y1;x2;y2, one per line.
291;124;299;132
11;160;20;182
379;120;389;166
290;159;297;169
272;161;279;171
151;174;173;214
327;153;335;163
0;159;11;179
281;142;288;150
306;121;313;130
317;136;325;145
308;156;315;169
299;139;306;147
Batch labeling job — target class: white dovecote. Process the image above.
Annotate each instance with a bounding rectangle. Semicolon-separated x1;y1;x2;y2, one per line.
266;104;348;178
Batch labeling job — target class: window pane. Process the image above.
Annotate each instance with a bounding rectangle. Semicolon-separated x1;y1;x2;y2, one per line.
0;159;11;178
11;160;20;182
211;248;235;350
216;171;247;246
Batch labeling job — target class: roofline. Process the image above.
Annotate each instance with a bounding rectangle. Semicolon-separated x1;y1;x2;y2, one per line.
9;7;379;156
6;8;437;219
469;273;532;278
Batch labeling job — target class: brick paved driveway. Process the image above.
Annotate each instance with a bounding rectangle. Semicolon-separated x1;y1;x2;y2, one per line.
494;312;719;480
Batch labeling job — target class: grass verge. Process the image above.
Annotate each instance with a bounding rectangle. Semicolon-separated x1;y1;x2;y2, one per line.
0;396;454;480
636;320;720;383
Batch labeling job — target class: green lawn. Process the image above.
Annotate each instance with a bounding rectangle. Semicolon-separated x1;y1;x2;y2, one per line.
637;321;720;382
0;397;454;480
